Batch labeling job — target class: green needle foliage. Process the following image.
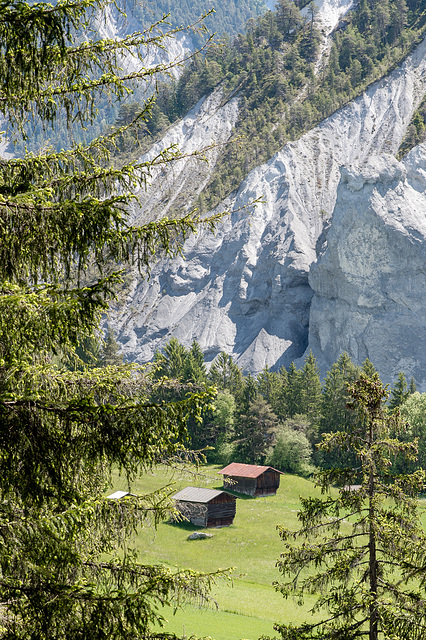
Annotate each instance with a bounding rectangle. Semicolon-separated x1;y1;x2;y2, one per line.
270;373;426;640
0;1;231;637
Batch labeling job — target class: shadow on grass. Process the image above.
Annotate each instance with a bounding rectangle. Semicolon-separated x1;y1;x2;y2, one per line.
219;488;255;500
166;519;200;531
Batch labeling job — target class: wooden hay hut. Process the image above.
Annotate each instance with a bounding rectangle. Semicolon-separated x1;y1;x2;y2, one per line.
218;463;283;497
172;487;236;528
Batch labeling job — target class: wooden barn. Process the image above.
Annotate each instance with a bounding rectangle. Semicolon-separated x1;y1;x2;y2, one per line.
172;487;236;528
218;463;283;497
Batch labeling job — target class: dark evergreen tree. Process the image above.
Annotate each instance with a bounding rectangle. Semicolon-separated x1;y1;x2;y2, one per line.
389;371;410;409
298;350;321;428
152;337;190;380
240;372;258;414
272;373;426;640
256;365;282;411
318;352;360;467
99;327;124;367
276;0;302;37
283;361;303;417
208;351;244;398
71;334;102;370
234;395;278;464
362;357;378;377
0;3;226;637
182;340;208;384
273;365;290;421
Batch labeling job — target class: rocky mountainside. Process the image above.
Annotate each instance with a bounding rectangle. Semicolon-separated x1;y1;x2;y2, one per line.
110;0;426;388
309;149;426;385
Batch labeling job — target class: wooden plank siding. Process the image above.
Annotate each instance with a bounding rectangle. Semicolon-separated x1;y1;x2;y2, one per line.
206;496;236;527
223;470;281;497
174;490;236;527
219;464;283;497
254;469;281;496
223;476;257;496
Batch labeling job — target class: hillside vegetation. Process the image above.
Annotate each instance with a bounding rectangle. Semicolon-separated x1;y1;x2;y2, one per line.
13;0;268;154
127;0;426;212
90;334;426;483
132;0;268;46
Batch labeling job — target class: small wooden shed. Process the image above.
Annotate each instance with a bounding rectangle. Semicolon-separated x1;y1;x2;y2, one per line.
173;487;236;528
218;463;283;497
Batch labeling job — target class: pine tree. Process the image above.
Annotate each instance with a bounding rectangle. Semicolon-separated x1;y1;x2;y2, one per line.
234;395;278;464
99;327;124;367
183;339;208;383
318;352;360;467
283;361;303;417
240;372;258;414
298;350;321;427
271;373;426;640
0;2;227;637
256;365;282;411
389;371;410;409
208;351;244;398
153;336;190;380
273;365;290;421
362;357;378;377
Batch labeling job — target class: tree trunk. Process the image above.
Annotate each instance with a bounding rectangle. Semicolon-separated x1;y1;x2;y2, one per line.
369;415;378;640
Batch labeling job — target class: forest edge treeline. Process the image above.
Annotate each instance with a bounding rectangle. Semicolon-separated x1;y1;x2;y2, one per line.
92;331;425;479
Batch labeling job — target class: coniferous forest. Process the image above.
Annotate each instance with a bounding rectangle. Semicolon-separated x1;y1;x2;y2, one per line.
131;336;424;477
127;0;426;212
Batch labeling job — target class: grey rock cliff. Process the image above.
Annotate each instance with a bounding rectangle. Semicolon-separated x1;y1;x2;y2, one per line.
308;149;426;389
111;32;426;383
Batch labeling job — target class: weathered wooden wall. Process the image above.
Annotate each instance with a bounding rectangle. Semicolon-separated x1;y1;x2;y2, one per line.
254;470;280;496
176;495;236;527
207;494;236;527
223;476;257;496
224;471;281;496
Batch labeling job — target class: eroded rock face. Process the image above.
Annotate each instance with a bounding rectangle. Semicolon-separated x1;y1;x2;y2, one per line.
113;34;426;379
308;148;426;388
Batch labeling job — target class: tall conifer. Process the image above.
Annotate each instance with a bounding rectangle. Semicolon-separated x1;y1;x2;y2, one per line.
0;2;226;636
272;373;426;640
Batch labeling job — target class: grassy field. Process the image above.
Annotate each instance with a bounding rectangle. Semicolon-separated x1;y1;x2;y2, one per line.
109;466;325;640
110;466;426;639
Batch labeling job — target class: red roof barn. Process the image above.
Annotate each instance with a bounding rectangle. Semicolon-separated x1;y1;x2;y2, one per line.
218;463;283;497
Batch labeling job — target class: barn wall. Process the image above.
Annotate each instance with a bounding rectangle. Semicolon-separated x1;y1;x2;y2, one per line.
254;471;281;496
207;499;236;527
223;476;257;496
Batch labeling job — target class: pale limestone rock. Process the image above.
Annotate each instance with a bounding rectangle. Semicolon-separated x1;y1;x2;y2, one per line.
308;148;426;388
94;3;194;78
113;34;426;380
187;531;213;540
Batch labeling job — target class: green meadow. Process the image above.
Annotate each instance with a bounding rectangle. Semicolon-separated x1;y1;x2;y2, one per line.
110;466;324;640
110;466;426;640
